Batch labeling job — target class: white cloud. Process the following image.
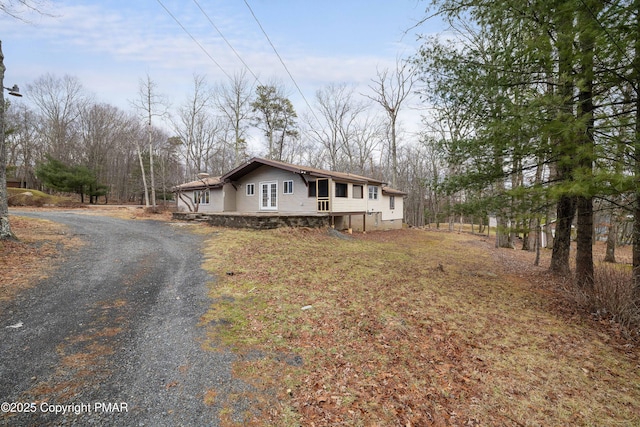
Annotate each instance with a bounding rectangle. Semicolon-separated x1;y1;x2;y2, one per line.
3;0;429;139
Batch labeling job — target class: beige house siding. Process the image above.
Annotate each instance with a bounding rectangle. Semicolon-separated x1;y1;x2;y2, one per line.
381;194;404;221
222;184;236;211
210;190;225;212
176;188;224;213
366;184;384;213
332;185;403;232
330;181;368;213
233;165;311;213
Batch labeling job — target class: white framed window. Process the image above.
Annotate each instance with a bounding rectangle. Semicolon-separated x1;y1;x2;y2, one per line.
368;186;378;200
389;196;395;210
246;183;255;196
194;189;210;205
283;180;294;194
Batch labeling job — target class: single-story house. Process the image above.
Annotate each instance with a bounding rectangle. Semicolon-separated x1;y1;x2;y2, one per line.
172;157;406;231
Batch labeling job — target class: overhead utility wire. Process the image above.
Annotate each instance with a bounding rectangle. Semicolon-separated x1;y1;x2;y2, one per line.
192;0;262;84
155;0;233;81
243;0;323;127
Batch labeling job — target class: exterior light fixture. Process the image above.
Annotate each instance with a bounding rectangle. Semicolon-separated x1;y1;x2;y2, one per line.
4;84;21;97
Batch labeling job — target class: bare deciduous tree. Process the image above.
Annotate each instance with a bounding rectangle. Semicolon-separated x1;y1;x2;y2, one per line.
130;74;169;207
365;59;416;188
27;73;89;165
172;74;220;178
215;70;254;167
5;102;38;189
0;0;54;21
307;83;369;171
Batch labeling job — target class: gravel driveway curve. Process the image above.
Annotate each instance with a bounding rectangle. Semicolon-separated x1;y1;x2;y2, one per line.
1;211;252;426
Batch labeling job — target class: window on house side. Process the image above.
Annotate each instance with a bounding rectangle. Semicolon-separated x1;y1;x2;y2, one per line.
246;183;255;196
308;181;316;197
368;186;378;200
335;182;348;198
390;196;395;210
318;180;329;197
194;189;210;205
284;180;294;194
353;185;363;199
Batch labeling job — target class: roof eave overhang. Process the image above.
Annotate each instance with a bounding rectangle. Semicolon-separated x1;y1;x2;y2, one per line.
220;157;386;186
172;182;223;192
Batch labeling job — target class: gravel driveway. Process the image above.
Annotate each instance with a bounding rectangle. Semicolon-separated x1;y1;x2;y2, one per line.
1;211;252;426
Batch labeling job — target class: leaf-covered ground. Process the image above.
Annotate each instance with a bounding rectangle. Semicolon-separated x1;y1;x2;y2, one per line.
3;215;638;426
200;227;640;426
1;215;83;302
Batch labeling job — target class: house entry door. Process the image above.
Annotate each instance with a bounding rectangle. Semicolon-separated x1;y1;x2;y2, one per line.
260;181;277;210
316;179;329;212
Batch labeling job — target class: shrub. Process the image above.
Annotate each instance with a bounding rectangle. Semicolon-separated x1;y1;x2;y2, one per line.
572;265;640;336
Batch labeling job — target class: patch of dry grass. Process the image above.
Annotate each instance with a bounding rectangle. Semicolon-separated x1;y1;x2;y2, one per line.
200;227;640;426
72;205;175;221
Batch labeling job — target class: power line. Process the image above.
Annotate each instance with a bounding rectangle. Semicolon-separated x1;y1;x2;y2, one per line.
192;0;262;84
242;0;323;127
158;0;324;128
155;0;232;81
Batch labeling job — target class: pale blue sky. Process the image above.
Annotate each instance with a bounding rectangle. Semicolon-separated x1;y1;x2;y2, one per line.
1;1;440;132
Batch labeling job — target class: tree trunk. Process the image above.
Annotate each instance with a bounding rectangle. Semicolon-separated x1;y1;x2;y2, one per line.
550;195;576;276
634;0;640;292
574;0;597;288
550;2;577;276
576;195;594;287
544;212;554;249
634;201;640;289
177;192;194;212
534;218;541;267
0;41;17;241
523;218;536;251
137;144;149;207
522;231;531;251
149;129;156;207
495;216;512;248
605;221;617;263
391;116;398;188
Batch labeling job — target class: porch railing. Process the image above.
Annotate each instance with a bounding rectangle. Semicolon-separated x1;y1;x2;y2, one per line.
317;197;330;212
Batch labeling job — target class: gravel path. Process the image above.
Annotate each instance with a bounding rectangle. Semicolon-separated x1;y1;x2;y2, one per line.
1;211;253;426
